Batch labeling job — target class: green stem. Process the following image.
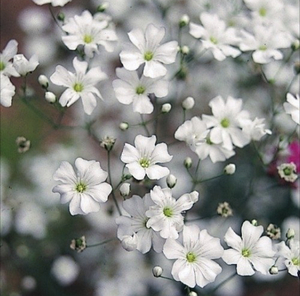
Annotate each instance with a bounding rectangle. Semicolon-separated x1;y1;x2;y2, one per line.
208;271;236;295
86;237;117;248
140;114;151;136
48;4;64;33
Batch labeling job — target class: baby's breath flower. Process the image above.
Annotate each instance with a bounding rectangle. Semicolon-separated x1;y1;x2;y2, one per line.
181;45;190;55
119;122;129;130
266;224;281;240
182;96;195;110
38;74;49;88
286;228;295;240
217;202;233;217
269;265;279;275
189;292;198;296
224;163;236;175
16;137;30;153
45;91;56;103
152;266;163;277
277;162;298;182
184;157;192;169
121;234;138;251
119;183;130;197
100;136;116;151
161;103;171;113
179;14;190;27
70;236;87;252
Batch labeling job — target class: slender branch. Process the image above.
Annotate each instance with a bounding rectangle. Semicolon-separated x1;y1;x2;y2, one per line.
208;272;236;295
86;237;117;248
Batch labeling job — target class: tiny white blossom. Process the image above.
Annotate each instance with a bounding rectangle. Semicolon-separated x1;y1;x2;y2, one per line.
284;93;300;125
32;0;72;7
146;186;198;239
0;74;15;107
13;54;39;76
242;117;272;141
50;57;107;115
52;157;112;215
163;224;223;288
120;23;178;78
277;162;298;183
0;39;20;77
120;135;172;180
222;220;276;276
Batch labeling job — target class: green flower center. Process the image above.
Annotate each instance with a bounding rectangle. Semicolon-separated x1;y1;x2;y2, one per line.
210;36;218;44
144;51;154;61
259;45;267;51
283;167;293;176
259;7;267;17
221;118;230;128
83;35;93;44
186;252;197;263
163;207;173;218
73;83;84;92
0;61;5;71
242;248;251;258
136;85;146;95
76;182;87;193
291;257;300;266
139;158;150;168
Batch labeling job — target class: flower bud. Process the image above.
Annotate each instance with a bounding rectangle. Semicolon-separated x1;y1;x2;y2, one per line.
182;96;195;110
38;75;49;88
286;228;295;240
291;39;300;51
57;12;65;22
45;91;56;103
119;183;130;197
251;219;258;226
152;266;163;277
121;234;138;252
181;45;190;55
189;292;198;296
70;236;87;253
166;174;177;188
97;2;109;12
161;103;171;113
100;136;116;151
184;157;192;169
16;137;30;153
269;266;279;275
179;14;190;27
119;122;129;130
224;163;236;175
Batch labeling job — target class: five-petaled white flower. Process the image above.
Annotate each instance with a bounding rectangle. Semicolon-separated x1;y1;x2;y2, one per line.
50;57;107;115
0;73;15;107
146;186;198;239
52;157;112;215
120;23;178;78
120;135;172;180
0;39;20;77
62;10;117;58
284;93;300;125
112;67;169;114
32;0;72;6
13;54;39;76
222;220;276;276
116;194;165;254
163;224;224;288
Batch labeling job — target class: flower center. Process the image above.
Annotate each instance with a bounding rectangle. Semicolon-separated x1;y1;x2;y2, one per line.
83;35;93;44
259;7;267;17
291;257;300;266
186;252;197;263
0;61;5;71
73;83;84;92
210;36;218;44
136;85;146;95
144;51;154;61
283;167;293;176
76;182;87;193
259;45;267;51
139;158;150;168
242;248;251;258
221;118;230;128
163;207;173;217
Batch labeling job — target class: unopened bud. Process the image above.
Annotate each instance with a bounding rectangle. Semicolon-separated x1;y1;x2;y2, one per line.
251;219;258;226
45;91;56;103
97;2;109;12
100;136;116;151
119;183;130;197
70;236;87;253
189;292;198;296
161;103;171;113
182;96;195;110
224;164;236;175
179;14;190;27
181;45;190;55
291;40;300;51
57;12;65;22
119;122;129;130
121;234;137;252
269;266;279;275
38;75;49;88
152;266;163;277
184;157;192;169
166;174;177;188
286;228;295;240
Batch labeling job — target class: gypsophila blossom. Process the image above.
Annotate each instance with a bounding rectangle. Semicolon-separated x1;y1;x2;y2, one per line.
120;135;172;180
16;137;31;153
0;73;15;107
32;0;72;7
120;23;178;78
242;117;272;141
217;202;233;217
266;224;281;240
189;12;241;61
62;10;117;58
222;220;276;276
13;54;39;76
284;93;300;125
163;224;223;288
50;57;107;115
0;40;19;77
146;186;198;239
116;194;165;254
112;67;168;114
277;162;298;182
52;157;112;215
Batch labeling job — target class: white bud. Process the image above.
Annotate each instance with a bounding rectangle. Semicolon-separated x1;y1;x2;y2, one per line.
161;103;171;113
286;228;295;240
189;292;198;296
224;163;236;175
45;91;56;103
251;219;258;226
119;183;130;197
184;157;192;168
152;266;163;277
38;75;49;88
182;97;195;110
181;45;190;55
269;266;279;275
119;122;129;130
166;174;177;188
121;234;138;252
179;14;190;27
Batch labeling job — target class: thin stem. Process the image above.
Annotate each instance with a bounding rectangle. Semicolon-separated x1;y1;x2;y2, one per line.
208;271;236;295
48;4;64;33
140;114;151;136
86;237;117;248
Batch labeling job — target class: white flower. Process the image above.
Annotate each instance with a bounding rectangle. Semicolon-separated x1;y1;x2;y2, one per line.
120;135;172;180
239;25;291;64
277;162;298;183
276;239;300;277
163;224;223;288
120;23;178;78
189;12;241;61
0;74;15;107
146;186;198;239
0;39;20;77
202;96;251;150
13;54;39;76
52;157;112;215
284;93;300;125
62;10;117;58
32;0;72;7
112;67;168;114
222;221;276;276
116;194;165;254
242;117;272;141
50;57;107;115
121;233;138;252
